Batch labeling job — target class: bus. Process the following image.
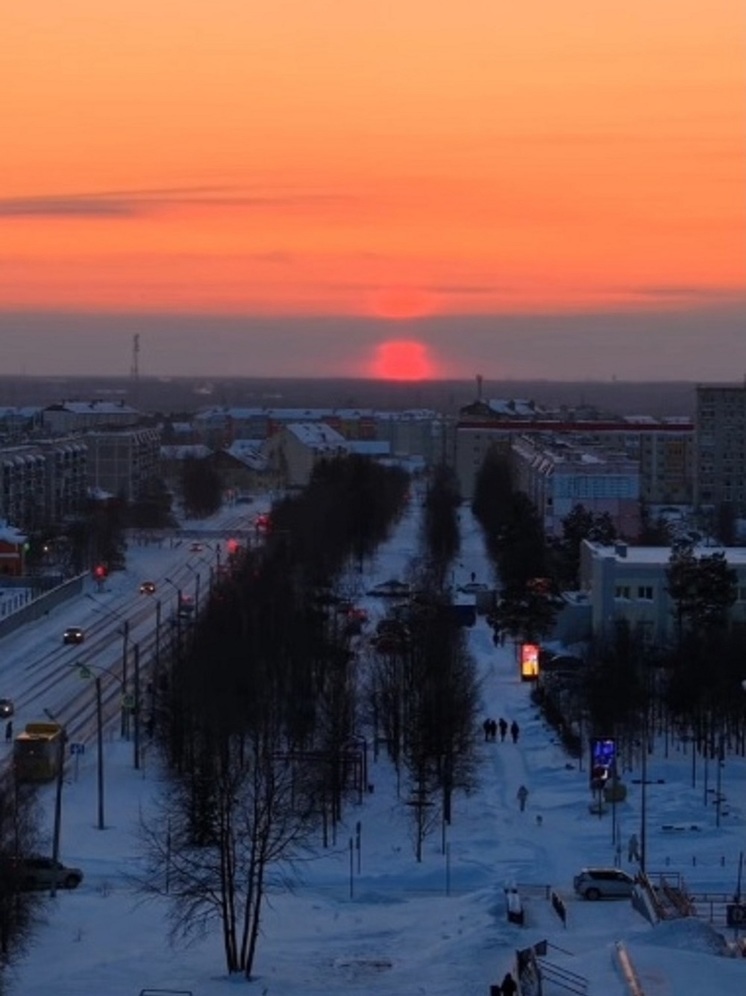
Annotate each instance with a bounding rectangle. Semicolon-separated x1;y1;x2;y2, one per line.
14;722;64;782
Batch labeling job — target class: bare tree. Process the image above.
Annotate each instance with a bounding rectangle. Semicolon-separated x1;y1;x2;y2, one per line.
137;726;320;979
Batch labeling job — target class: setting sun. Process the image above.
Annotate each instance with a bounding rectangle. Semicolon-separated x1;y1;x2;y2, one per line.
370;340;438;381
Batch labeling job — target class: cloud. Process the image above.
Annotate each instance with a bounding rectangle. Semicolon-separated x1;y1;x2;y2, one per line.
0;186;347;220
618;285;746;304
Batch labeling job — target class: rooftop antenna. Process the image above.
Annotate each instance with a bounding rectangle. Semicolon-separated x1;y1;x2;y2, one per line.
476;374;483;401
130;333;140;380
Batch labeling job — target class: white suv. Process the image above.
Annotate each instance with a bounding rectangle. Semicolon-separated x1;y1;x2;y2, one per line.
573;868;636;900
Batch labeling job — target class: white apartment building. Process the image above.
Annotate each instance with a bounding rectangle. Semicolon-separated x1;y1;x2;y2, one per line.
578;540;746;644
511;436;641;539
85;427;161;500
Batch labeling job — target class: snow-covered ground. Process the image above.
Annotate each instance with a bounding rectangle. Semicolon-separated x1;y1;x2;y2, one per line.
4;498;746;995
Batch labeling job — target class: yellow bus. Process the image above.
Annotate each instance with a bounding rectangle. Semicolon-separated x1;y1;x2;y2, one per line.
14;722;64;782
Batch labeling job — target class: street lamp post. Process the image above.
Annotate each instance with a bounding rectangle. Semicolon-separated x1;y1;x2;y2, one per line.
43;708;66;896
185;562;201;613
164;576;183;649
85;594;129;737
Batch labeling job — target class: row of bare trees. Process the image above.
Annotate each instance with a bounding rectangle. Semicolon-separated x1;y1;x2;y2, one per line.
139;456;412;979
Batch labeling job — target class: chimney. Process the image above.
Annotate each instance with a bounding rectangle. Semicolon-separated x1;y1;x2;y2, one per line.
476;374;483;401
615;542;628;558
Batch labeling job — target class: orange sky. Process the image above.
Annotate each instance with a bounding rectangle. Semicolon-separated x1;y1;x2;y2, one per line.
3;1;745;320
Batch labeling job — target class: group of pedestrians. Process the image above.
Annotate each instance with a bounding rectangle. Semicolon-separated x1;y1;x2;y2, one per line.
482;717;520;743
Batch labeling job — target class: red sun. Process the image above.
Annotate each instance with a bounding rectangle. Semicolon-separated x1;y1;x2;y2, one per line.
371;340;437;381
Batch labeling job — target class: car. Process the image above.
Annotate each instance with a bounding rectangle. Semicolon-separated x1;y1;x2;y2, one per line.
190;542;204;553
139;580;157;594
0;698;13;718
366;579;411;598
573;868;636;901
63;626;85;645
1;856;84;891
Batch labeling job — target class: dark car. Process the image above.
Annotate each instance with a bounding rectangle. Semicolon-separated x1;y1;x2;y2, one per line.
139;580;157;594
2;856;84;891
63;626;85;645
0;698;13;718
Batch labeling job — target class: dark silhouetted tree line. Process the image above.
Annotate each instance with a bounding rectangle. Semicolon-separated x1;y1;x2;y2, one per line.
420;464;461;591
141;455;411;978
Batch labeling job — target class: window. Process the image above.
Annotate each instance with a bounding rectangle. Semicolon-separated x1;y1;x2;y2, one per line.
637;586;653;600
614;586;630;599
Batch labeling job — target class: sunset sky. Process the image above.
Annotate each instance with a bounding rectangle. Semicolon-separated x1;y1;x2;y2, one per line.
2;1;744;379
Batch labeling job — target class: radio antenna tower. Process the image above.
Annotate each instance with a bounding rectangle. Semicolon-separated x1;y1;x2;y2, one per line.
130;333;140;380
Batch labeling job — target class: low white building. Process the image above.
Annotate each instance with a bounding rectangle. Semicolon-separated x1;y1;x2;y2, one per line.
578;540;746;644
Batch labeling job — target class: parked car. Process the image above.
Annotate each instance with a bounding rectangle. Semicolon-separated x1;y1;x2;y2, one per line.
1;856;83;891
139;580;157;594
63;626;85;645
0;698;13;718
367;579;411;598
189;542;204;553
573;868;636;900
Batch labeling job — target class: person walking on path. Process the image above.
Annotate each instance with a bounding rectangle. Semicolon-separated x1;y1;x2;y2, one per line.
628;833;641;863
516;785;529;812
498;718;508;742
4;720;12;742
483;718;492;742
488;718;497;742
500;971;518;996
510;720;520;743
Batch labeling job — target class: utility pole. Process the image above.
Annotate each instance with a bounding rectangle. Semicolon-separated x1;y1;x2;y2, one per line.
133;644;140;771
96;676;104;830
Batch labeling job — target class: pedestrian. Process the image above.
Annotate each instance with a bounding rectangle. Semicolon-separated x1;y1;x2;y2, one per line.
628;833;640;863
483;718;492;742
4;720;12;742
516;785;529;812
498;718;508;742
510;720;520;743
500;971;518;996
489;719;498;741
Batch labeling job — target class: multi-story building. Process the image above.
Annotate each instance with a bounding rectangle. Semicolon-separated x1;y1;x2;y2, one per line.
42;400;141;436
455;399;693;503
578;539;746;645
262;423;349;489
85;427;161;500
0;439;88;531
511;435;641;539
193;406;445;462
695;384;746;513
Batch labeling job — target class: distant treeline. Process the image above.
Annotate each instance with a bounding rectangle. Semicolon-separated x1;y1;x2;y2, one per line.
0;375;698;418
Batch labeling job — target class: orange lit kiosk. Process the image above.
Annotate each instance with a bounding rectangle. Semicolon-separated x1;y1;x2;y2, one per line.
520;643;540;681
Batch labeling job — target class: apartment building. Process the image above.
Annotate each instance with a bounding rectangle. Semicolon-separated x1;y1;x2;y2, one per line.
85;426;161;500
0;439;88;531
511;435;641;539
695;384;746;513
455;400;693;503
42;400;142;435
262;423;349;488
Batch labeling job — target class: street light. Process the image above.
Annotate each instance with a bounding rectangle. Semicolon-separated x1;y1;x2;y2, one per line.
85;593;130;735
185;562;201;612
163;576;183;647
70;656;141;829
43;707;66;896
